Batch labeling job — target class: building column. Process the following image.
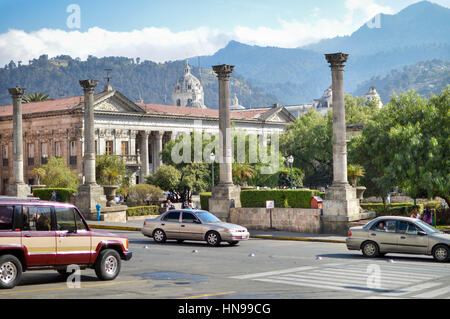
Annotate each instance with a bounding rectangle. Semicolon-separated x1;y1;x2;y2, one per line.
154;131;163;172
6;87;30;198
75;79;106;217
322;53;363;235
209;64;241;221
140;130;149;180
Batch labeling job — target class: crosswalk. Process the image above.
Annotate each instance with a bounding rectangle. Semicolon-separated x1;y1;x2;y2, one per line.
230;260;450;298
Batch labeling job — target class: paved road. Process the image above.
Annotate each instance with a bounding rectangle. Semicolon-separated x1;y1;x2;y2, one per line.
1;230;449;299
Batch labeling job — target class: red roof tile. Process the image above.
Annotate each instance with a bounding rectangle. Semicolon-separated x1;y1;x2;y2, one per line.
0;96;83;117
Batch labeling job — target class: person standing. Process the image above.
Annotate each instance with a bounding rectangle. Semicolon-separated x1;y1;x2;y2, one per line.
410;206;421;219
423;208;432;224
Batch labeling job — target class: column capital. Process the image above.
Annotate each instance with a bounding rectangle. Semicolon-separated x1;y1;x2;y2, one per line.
325;53;349;69
8;87;26;98
79;79;98;92
212;64;234;80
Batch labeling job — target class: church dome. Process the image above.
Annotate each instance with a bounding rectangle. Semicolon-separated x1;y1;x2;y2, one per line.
364;86;383;108
230;94;245;110
172;60;206;108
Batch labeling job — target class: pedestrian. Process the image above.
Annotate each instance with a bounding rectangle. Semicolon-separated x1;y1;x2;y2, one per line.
165;200;175;211
50;190;57;201
189;200;196;210
410;206;421;219
423;208;432;225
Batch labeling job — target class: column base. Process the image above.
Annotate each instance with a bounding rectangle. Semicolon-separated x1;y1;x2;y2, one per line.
6;183;31;198
209;183;241;221
75;184;107;215
323;183;361;220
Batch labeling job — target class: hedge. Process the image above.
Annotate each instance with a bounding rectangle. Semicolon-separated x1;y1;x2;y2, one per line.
200;192;212;211
127;206;161;217
33;188;77;203
361;201;442;217
241;189;322;209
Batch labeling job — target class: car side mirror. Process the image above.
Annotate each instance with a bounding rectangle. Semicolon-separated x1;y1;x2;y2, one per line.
418;231;427;236
194;219;201;224
68;228;77;234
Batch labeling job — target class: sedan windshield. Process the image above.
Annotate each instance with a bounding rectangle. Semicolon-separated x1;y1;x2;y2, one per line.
196;211;221;223
415;220;440;234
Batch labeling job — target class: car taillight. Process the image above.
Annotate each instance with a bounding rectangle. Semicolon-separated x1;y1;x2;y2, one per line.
348;230;352;237
143;221;146;226
126;239;129;250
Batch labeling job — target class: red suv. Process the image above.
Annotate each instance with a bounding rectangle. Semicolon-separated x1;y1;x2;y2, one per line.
0;197;132;289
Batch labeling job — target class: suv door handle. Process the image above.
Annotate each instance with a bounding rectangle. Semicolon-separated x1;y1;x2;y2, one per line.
181;225;185;227
400;236;406;239
24;234;31;238
370;233;376;236
161;223;165;226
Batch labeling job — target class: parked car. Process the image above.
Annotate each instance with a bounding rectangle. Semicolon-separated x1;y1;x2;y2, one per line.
142;209;249;246
346;216;450;262
0;197;132;289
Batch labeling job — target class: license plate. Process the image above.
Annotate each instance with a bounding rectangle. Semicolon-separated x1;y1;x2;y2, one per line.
242;234;248;239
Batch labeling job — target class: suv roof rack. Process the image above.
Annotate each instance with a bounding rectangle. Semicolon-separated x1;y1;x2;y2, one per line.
0;196;41;201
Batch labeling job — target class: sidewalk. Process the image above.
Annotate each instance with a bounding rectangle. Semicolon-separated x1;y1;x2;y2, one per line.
87;218;347;243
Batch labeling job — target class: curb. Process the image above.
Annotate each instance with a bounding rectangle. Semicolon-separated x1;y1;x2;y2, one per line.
89;225;346;243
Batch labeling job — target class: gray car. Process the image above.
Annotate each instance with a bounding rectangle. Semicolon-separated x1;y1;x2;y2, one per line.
346;216;450;262
141;209;249;246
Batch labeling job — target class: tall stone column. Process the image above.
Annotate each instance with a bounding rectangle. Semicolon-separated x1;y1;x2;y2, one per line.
140;130;149;181
75;79;106;217
154;131;163;172
6;87;30;198
322;53;361;235
209;65;241;221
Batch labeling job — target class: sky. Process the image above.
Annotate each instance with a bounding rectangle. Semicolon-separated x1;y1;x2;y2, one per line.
0;0;448;65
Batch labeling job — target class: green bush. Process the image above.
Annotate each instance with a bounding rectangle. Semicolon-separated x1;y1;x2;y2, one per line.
33;188;77;203
200;192;212;210
127;184;163;207
127;206;161;217
361;202;425;217
240;189;319;209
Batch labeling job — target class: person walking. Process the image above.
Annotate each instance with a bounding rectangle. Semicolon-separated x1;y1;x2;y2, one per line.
410;206;421;219
423;208;432;224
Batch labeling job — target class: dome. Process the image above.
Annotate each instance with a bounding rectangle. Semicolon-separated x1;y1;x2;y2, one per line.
230;94;245;110
172;60;206;108
364;86;383;108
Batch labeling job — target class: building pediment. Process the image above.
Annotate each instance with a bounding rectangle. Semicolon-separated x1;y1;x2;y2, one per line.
257;106;296;123
93;90;146;114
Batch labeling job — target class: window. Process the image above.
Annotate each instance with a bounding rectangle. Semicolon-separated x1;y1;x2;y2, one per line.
162;211;180;222
73;209;88;231
371;220;397;232
69;141;77;165
106;141;113;155
406;223;420;235
176;99;181;106
27;143;34;166
182;212;198;223
22;206;52;231
55;207;76;232
121;141;129;156
0;206;13;230
54;141;62;158
397;221;409;234
41;142;48;164
1;145;7;167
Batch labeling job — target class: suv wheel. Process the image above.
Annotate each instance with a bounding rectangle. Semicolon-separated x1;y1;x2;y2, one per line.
433;245;450;262
95;249;121;281
206;231;221;247
362;241;379;258
0;255;22;289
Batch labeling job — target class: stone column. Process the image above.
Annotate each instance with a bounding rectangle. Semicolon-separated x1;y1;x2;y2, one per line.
140;130;149;181
6;87;30;198
154;131;163;172
75;79;107;218
322;53;363;235
209;65;241;221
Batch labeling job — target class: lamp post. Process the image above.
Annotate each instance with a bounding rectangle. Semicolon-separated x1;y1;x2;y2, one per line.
210;152;215;190
287;155;294;189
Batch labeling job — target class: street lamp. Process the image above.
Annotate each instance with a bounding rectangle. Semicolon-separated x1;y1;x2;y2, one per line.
210;152;215;190
287;155;294;189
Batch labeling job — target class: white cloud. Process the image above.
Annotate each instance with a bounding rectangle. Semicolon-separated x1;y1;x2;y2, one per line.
0;1;394;65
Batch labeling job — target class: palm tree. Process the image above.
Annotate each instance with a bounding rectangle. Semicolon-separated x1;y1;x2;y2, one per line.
232;163;255;187
348;164;365;187
22;92;50;103
32;167;46;185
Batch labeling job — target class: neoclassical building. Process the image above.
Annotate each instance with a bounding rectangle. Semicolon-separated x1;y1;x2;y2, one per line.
0;82;294;194
172;60;206;108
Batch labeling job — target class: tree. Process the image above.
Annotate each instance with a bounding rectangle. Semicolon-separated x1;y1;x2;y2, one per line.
232;163;255;186
347;164;365;187
96;154;126;186
32;167;46;185
127;184;163;206
22;92;50;103
149;165;181;192
349;87;450;206
39;157;79;189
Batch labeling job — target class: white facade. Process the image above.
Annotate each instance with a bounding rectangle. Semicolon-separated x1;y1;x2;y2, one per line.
172;60;206;108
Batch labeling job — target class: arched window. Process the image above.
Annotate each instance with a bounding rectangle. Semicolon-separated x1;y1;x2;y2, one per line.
187;99;192;106
188;84;192;90
176;99;181;106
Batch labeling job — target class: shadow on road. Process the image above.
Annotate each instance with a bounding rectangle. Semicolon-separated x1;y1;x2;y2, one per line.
18;273;98;287
130;239;241;248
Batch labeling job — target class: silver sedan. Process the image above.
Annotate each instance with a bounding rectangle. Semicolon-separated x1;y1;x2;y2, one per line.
346;216;450;262
141;209;250;246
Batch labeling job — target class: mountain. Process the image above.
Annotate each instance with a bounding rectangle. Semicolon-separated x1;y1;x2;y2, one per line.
304;1;450;56
0;55;276;108
190;1;450;104
353;59;450;103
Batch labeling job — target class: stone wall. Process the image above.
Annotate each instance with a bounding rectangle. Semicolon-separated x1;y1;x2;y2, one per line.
230;207;322;233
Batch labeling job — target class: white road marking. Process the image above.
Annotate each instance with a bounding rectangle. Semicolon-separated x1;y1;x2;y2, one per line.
413;286;450;298
230;266;316;280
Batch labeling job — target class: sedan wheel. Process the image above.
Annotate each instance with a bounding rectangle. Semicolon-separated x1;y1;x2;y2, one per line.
206;231;221;247
153;229;167;243
433;245;450;262
362;241;379;258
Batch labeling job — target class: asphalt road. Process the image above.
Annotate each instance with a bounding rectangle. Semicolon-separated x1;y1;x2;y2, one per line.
1;230;449;299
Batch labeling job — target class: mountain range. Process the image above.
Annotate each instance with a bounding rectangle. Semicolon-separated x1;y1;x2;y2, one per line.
0;1;448;107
